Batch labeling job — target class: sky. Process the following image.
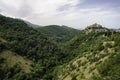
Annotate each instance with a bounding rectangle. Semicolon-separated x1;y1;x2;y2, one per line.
0;0;120;29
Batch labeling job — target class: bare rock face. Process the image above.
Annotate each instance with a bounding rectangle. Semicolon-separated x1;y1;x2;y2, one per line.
85;23;109;34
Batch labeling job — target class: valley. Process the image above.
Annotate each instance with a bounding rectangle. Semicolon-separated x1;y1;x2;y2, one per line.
0;15;120;80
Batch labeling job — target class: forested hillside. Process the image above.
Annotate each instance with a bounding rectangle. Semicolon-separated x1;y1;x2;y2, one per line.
0;15;75;80
0;15;120;80
55;24;120;80
36;25;79;42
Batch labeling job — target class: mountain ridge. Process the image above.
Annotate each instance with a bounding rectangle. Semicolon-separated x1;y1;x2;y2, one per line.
36;25;80;42
0;14;120;80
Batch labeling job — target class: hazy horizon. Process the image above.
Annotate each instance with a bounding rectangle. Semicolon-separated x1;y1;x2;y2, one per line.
0;0;120;29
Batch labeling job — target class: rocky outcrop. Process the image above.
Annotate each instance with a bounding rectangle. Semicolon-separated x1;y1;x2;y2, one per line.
85;23;109;34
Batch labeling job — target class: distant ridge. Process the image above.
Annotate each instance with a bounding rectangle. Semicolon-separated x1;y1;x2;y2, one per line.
36;25;80;42
24;21;41;28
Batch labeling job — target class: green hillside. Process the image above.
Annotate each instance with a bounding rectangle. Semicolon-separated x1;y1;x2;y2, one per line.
36;25;79;42
0;15;72;80
0;15;120;80
55;25;120;80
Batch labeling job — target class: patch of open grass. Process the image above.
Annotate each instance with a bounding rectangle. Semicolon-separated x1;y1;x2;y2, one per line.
0;50;33;73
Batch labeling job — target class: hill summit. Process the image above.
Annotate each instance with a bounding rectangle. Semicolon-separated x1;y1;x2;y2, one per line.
85;23;109;33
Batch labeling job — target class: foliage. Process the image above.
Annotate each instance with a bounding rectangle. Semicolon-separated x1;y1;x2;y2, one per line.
0;14;120;80
97;53;120;80
0;15;71;79
36;25;79;42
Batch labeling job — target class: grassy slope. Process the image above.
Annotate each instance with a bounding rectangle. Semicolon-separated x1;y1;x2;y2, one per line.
0;51;33;73
0;37;34;80
0;50;33;73
55;31;120;80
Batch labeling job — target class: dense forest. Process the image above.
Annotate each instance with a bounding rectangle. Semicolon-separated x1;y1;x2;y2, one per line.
36;25;79;42
0;15;120;80
0;15;75;80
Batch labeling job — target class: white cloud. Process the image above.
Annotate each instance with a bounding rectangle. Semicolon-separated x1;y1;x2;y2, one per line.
0;0;120;29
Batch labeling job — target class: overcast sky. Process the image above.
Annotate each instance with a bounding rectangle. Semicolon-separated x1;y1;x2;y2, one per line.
0;0;120;29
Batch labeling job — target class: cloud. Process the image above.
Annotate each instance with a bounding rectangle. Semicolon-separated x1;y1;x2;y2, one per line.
0;0;120;29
